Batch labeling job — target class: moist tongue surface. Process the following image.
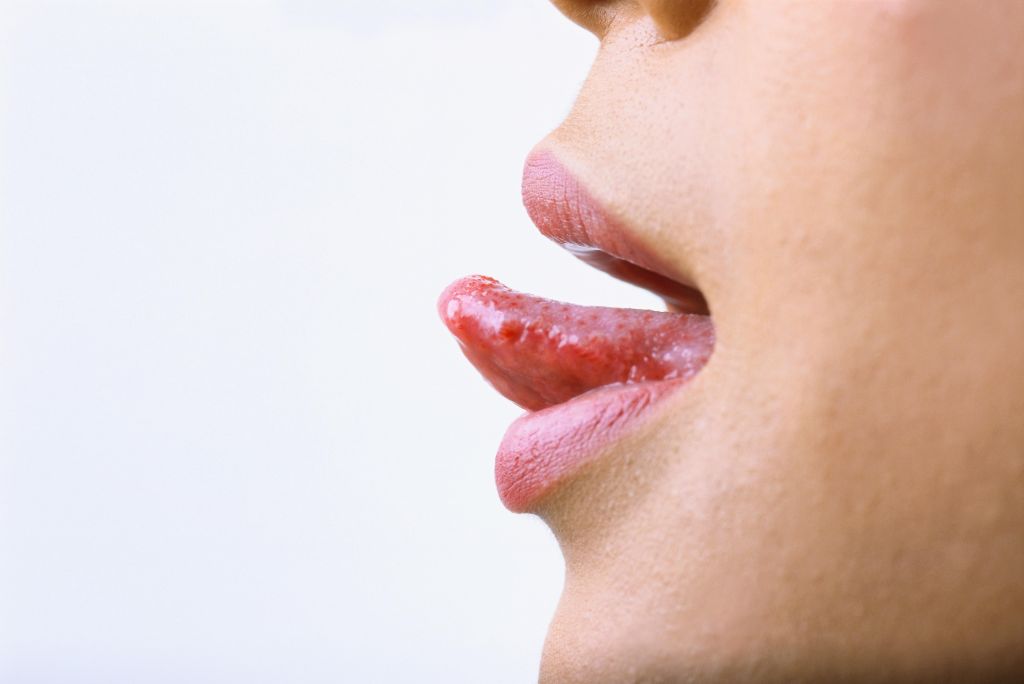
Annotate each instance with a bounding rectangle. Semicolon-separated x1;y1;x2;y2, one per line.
438;275;715;411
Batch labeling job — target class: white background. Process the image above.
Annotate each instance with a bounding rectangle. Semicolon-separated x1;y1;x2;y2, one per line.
0;1;661;681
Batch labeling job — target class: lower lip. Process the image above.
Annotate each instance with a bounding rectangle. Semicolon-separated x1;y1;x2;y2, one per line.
495;378;686;512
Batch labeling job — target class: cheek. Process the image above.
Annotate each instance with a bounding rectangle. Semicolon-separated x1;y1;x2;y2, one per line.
699;0;1024;504
708;0;1009;329
702;0;1024;539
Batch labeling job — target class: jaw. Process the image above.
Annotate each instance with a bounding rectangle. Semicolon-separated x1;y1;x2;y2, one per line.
528;220;1024;679
535;327;1024;682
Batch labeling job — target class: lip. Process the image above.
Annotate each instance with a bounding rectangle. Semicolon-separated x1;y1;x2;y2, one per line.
495;378;690;512
439;150;714;512
522;150;709;315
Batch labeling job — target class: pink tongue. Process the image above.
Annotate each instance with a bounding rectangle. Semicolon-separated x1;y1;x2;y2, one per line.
438;275;715;411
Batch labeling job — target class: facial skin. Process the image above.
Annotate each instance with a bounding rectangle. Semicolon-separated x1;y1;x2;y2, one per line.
530;1;1024;681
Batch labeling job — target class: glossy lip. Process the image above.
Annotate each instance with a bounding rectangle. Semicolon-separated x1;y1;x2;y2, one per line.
492;151;713;512
522;150;708;315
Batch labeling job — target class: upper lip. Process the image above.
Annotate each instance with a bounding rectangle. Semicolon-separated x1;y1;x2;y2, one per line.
521;149;709;315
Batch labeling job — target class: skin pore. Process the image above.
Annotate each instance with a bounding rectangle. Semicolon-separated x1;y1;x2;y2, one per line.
531;1;1024;681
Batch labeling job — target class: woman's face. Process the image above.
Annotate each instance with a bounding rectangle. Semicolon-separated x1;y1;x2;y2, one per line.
524;0;1024;680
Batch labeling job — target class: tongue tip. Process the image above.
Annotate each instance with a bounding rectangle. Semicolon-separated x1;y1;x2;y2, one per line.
438;274;501;301
437;275;499;328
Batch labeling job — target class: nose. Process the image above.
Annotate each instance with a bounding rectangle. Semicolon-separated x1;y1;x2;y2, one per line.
549;0;714;40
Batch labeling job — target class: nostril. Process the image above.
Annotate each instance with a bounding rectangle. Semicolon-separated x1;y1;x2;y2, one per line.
638;0;715;41
549;0;620;39
550;0;715;42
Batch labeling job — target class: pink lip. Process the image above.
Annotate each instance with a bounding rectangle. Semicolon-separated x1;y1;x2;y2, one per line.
522;151;708;315
438;151;714;513
495;379;689;512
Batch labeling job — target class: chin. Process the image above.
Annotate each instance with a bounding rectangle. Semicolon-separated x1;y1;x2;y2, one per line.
540;587;1024;684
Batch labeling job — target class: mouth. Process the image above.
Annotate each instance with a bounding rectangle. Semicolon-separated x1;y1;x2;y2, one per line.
438;150;715;512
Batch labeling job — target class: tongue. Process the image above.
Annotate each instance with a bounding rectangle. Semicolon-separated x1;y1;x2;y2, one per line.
438;275;714;411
